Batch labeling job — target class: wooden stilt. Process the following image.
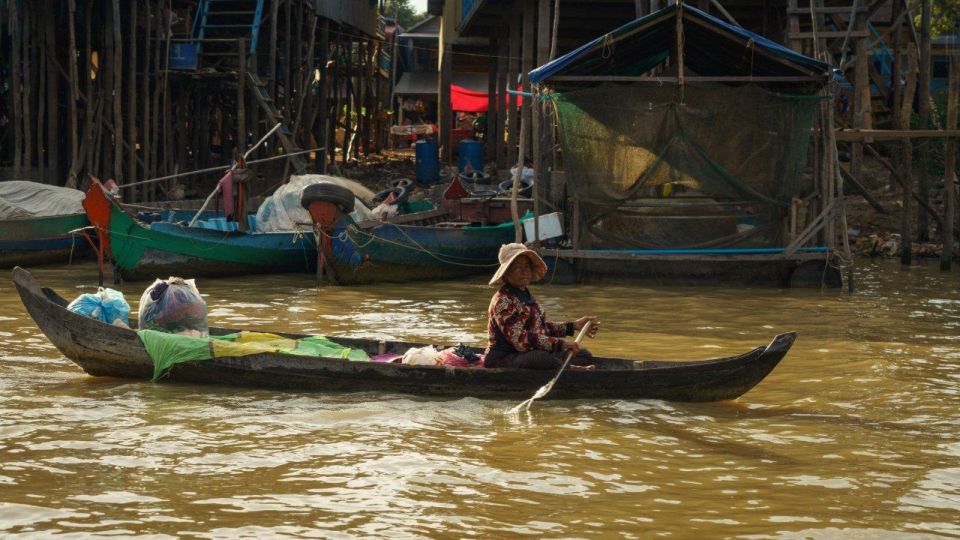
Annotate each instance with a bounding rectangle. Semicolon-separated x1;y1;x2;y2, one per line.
899;49;918;265
143;0;154;197
9;0;22;176
238;38;247;156
343;36;353;164
66;0;79;187
112;0;123;186
507;10;521;166
127;0;138;200
44;0;59;181
496;27;508;169
83;2;93;177
22;5;33;175
317;19;330;173
941;55;959;271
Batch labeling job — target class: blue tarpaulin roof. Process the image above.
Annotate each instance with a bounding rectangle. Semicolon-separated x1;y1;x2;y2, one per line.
529;3;832;87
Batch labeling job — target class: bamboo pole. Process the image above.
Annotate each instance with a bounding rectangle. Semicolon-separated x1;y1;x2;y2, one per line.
941;56;959;271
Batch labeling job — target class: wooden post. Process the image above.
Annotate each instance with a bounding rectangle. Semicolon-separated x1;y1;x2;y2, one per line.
44;0;59;181
22;5;33;175
238;38;247;156
127;0;138;200
343;36;354;164
507;11;520;166
66;0;79;187
318;19;330;173
495;27;508;168
916;0;932;241
329;36;341;168
356;40;367;156
522;0;534;157
850;27;871;179
142;0;153;191
83;3;93;176
111;0;123;186
899;49;918;265
284;0;292;120
533;0;551;246
38;5;47;179
941;56;959;271
439;34;453;166
9;1;22;176
636;0;648;17
486;34;498;164
291;13;318;149
269;0;279;100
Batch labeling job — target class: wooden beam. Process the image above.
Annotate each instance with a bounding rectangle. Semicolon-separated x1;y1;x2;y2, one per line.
540;249;828;262
839;165;888;214
863;143;944;232
549;75;828;82
835;129;960;141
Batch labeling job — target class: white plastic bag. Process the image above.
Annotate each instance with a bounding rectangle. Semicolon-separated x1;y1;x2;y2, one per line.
401;345;442;366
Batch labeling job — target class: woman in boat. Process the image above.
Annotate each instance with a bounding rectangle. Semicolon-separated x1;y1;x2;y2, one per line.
485;243;599;369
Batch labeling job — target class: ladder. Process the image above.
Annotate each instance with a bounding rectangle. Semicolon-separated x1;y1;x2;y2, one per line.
247;72;308;173
192;0;266;55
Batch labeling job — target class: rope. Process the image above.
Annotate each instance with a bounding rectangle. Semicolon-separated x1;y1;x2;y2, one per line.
340;224;501;268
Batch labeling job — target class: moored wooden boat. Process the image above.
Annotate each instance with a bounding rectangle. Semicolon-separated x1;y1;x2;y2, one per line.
0;213;89;268
86;182;520;283
85;182;317;279
12;266;796;401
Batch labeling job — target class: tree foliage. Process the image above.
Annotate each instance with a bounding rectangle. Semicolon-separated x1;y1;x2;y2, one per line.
384;0;428;31
929;0;960;37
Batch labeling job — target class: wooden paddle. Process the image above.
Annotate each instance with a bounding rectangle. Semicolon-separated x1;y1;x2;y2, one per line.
509;321;594;413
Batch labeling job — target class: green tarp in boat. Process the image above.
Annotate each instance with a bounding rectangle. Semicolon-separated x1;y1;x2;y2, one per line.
138;330;370;381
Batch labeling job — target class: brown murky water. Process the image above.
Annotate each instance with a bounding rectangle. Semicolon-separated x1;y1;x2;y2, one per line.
1;260;958;538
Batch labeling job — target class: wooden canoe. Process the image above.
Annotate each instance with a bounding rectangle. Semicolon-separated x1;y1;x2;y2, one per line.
11;267;796;402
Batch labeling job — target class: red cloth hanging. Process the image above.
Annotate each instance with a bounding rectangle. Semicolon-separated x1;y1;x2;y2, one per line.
450;85;523;112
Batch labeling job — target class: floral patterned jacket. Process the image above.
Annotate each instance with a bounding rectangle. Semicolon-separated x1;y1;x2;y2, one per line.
485;284;573;356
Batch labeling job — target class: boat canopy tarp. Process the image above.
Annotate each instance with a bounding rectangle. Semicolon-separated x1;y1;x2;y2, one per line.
0;181;85;220
528;3;832;88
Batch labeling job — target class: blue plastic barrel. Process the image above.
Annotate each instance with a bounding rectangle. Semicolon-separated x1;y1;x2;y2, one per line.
458;139;484;172
415;140;440;183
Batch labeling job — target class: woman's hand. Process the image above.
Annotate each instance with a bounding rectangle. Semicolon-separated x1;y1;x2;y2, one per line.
574;316;600;338
561;338;581;355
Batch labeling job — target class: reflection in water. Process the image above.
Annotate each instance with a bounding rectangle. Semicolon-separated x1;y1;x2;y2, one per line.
0;260;958;537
